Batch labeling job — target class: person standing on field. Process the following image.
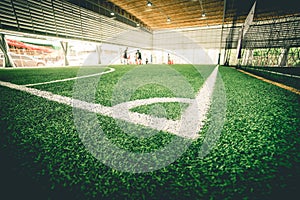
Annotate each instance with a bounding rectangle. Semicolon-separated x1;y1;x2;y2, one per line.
136;50;142;65
123;47;128;64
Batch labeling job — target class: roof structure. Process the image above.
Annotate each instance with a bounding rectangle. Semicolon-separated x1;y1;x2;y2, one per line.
0;0;299;51
105;0;300;30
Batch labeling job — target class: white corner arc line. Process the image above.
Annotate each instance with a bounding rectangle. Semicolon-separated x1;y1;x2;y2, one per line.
0;66;219;139
23;67;115;87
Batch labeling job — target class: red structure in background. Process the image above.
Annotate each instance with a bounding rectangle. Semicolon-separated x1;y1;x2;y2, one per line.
168;60;174;65
167;53;173;65
6;39;54;53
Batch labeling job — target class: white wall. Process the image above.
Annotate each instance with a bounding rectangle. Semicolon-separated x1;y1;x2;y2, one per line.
66;28;154;66
153;26;223;64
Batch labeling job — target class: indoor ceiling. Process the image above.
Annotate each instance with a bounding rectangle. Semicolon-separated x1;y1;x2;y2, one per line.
106;0;300;30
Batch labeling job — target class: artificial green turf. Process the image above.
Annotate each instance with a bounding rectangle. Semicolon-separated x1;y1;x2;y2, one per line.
23;64;210;106
0;65;299;199
0;66;112;85
245;66;300;76
25;65;137;105
0;67;80;85
130;102;190;120
240;66;300;90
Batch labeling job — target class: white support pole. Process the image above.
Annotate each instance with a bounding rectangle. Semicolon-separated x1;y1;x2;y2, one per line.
60;41;69;66
242;49;253;66
96;44;102;64
218;0;226;65
279;47;290;67
0;34;15;68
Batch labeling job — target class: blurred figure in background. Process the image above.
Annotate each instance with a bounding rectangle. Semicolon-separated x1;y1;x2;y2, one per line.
136;50;142;65
123;47;128;64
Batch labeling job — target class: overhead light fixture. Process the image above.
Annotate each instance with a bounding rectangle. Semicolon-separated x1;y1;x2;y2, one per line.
110;12;116;20
199;0;207;19
200;11;207;19
147;1;153;7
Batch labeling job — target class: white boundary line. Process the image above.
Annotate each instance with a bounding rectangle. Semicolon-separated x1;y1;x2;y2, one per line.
23;67;115;87
0;66;219;139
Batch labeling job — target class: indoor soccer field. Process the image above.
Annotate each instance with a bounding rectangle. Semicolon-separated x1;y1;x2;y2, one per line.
0;64;299;199
0;0;300;199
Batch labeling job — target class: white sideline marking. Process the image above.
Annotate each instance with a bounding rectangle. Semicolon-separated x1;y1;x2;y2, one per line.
0;66;219;139
24;67;115;87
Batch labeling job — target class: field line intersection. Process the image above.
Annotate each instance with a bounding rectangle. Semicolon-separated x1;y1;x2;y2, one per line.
72;63;226;173
0;63;226;173
0;65;220;139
